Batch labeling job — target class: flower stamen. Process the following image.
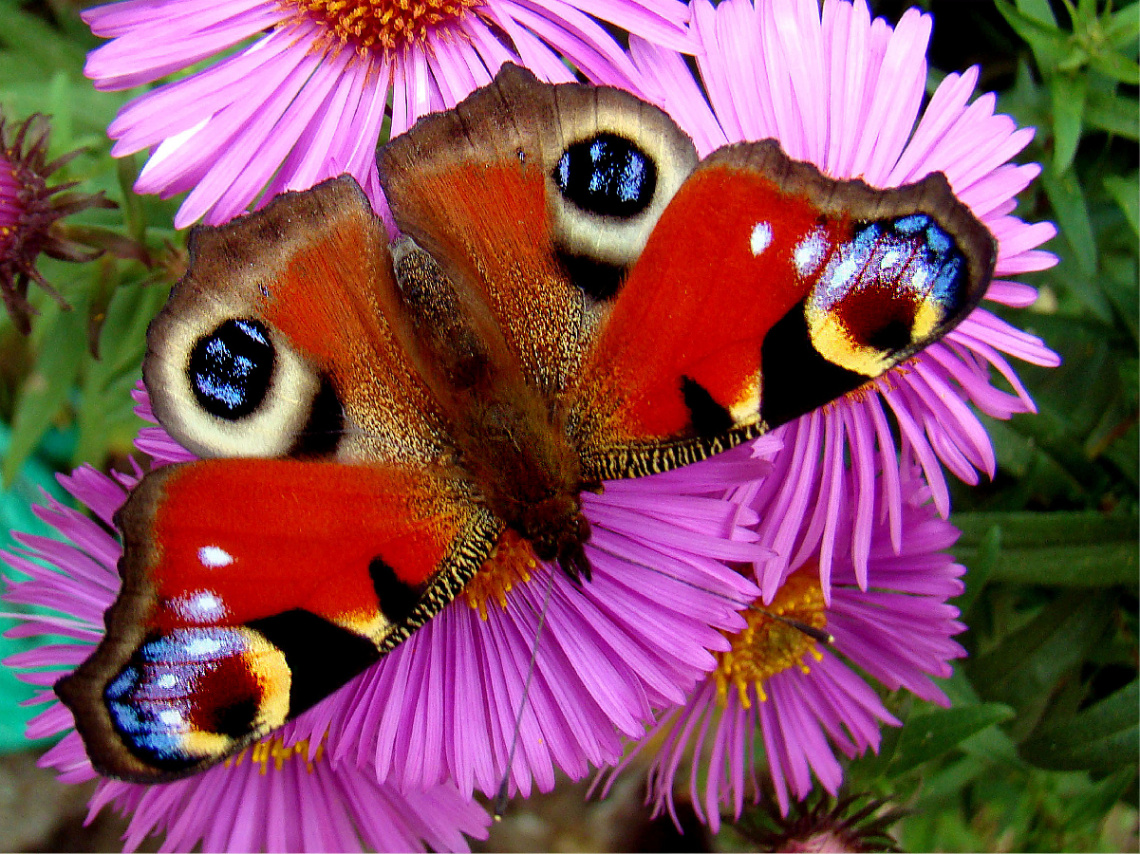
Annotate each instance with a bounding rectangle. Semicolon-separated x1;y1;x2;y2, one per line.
714;570;828;709
223;735;326;774
290;0;483;54
462;529;538;619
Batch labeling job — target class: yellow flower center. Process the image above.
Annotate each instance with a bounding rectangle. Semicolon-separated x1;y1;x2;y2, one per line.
293;0;483;53
223;735;325;774
714;569;828;708
462;529;540;619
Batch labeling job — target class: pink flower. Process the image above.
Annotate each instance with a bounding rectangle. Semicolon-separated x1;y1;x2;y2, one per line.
631;0;1059;598
82;0;692;227
602;464;966;827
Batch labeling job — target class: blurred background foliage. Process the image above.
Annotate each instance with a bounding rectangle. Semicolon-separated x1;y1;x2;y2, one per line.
0;0;1135;851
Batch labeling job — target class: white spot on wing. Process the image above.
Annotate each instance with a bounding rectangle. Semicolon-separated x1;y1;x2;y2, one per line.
172;590;228;623
750;221;773;256
198;546;234;568
794;228;829;277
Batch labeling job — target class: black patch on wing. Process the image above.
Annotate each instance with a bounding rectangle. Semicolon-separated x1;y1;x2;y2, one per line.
368;557;424;625
553;133;657;218
188;318;275;420
247;611;380;714
681;376;734;438
558;251;626;301
759;303;865;428
289;376;343;458
867;318;912;353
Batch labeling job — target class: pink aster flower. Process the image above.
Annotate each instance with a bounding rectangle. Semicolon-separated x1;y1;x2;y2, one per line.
2;463;491;852
631;0;1059;598
83;0;692;228
601;464;966;828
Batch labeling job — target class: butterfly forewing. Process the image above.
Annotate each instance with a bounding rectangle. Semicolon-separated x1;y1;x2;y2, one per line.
56;178;506;782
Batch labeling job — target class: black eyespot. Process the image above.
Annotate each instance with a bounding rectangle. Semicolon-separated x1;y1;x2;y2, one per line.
554;133;657;218
188;318;274;420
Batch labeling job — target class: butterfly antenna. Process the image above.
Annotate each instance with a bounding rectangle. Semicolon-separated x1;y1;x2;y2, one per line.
493;563;558;819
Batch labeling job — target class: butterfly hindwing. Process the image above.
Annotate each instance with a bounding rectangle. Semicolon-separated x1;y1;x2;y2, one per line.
57;458;500;781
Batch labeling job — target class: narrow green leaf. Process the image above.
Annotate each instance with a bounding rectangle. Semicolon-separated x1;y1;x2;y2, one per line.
956;525;1000;617
1066;767;1138;826
968;592;1116;736
2;300;87;485
887;704;1015;776
1050;73;1086;173
998;0;1069;67
1041;169;1098;279
957;511;1134;547
1082;87;1139;139
0;0;86;74
1088;45;1140;84
953;512;1139;588
1105;2;1140;46
1104;173;1140;236
1020;681;1139;774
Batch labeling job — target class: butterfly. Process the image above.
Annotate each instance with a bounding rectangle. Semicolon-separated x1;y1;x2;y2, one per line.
56;64;995;782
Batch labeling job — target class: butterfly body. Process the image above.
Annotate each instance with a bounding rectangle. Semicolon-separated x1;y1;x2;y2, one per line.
56;65;995;782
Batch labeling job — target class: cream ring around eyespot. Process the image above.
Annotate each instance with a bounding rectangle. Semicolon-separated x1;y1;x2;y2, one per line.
545;107;698;268
146;296;320;460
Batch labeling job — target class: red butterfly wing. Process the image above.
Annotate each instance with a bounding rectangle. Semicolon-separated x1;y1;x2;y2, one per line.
567;142;996;479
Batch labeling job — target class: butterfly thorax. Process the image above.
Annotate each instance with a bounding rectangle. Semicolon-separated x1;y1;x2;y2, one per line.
393;239;593;579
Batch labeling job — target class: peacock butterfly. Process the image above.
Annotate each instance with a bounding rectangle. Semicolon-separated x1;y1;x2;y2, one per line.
55;64;995;782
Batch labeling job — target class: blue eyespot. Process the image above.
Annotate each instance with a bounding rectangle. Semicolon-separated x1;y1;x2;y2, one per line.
188;318;274;420
554;133;657;218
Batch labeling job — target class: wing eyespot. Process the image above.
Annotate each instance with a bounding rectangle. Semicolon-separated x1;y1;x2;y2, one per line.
546;119;697;272
805;214;974;377
188;318;275;420
553;133;657;219
146;304;327;460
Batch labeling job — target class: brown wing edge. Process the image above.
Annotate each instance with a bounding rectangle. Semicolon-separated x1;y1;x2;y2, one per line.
54;466;180;782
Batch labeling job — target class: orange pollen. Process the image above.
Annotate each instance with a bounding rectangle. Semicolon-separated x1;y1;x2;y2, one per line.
290;0;483;53
462;529;539;619
714;570;828;709
827;363;910;410
223;735;325;774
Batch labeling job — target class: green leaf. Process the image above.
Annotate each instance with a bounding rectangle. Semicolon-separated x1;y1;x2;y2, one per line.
968;592;1117;737
887;704;1015;776
2;300;87;485
1083;87;1140;139
956;525;1000;618
1105;2;1140;47
0;0;86;75
1049;73;1087;173
953;511;1139;586
1041;168;1099;281
1020;681;1139;774
1104;172;1140;236
999;0;1071;70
